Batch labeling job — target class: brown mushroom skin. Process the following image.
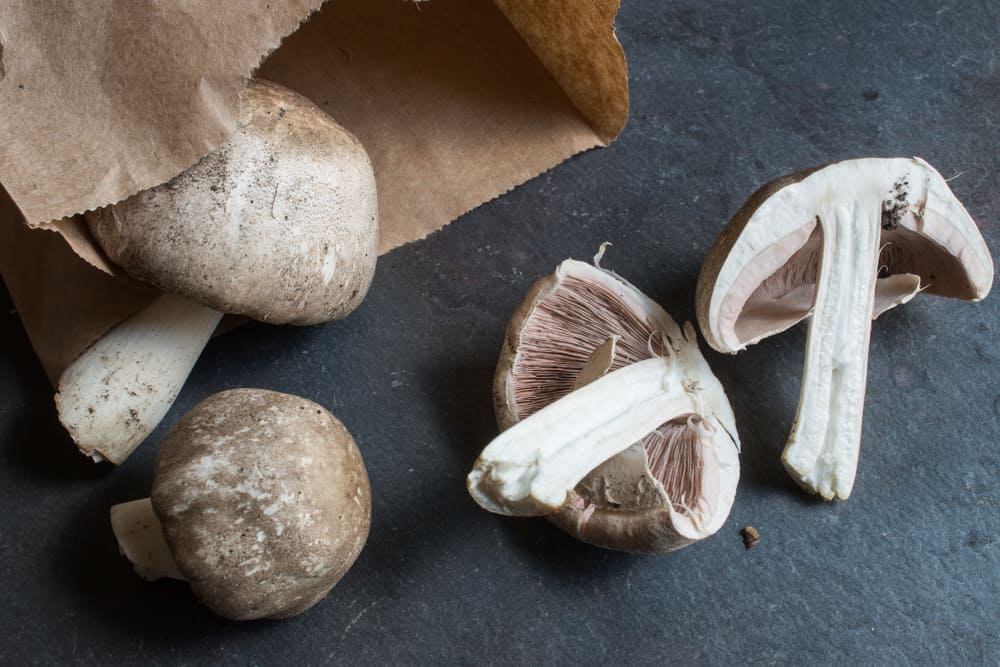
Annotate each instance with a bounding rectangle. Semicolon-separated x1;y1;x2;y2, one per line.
152;389;371;620
549;507;695;554
546;444;697;554
88;79;378;326
493;271;656;552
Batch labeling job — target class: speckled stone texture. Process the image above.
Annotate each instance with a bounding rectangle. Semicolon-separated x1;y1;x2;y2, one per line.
1;0;998;663
152;389;371;620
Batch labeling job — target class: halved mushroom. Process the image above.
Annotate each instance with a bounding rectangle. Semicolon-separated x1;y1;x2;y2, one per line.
469;256;740;553
111;388;371;621
56;79;378;464
696;157;993;500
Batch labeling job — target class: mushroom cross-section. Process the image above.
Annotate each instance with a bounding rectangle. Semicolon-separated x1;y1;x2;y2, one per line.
696;157;993;500
469;257;740;553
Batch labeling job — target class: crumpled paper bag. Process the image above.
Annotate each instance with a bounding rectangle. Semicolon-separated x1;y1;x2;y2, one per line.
0;0;628;382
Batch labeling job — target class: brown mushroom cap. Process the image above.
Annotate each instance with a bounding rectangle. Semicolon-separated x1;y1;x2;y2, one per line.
87;79;378;326
546;441;706;553
151;389;371;620
696;157;994;353
493;259;739;553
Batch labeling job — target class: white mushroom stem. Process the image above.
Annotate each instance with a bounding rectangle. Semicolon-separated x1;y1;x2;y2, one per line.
55;293;223;464
109;498;184;581
781;197;882;500
468;355;708;516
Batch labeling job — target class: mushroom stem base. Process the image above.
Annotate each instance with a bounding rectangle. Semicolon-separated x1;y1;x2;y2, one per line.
110;498;184;582
56;293;223;464
781;198;881;500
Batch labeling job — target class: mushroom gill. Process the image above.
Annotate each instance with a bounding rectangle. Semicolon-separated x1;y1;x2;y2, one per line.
715;181;987;351
644;416;714;518
505;269;713;525
510;273;667;418
696;157;993;500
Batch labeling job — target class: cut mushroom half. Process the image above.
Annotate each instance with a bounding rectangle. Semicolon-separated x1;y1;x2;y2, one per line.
696;157;993;500
469;258;740;553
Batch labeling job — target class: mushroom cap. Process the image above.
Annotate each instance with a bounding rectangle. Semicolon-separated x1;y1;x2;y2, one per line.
87;79;378;326
493;259;739;553
151;389;371;620
696;157;994;353
546;443;700;554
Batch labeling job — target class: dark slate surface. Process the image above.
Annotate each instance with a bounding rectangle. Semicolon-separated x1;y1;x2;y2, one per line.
1;1;998;664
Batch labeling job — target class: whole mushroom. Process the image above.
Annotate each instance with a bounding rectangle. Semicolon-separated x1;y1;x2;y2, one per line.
110;389;371;621
56;79;378;464
696;157;993;500
469;253;740;553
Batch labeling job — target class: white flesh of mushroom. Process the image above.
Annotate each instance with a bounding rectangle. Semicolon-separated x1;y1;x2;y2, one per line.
470;356;701;515
469;322;739;540
55;294;222;463
783;195;882;498
475;258;740;543
702;157;994;499
109;497;184;581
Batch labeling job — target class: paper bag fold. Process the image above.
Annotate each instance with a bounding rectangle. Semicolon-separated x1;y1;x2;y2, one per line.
0;0;628;383
0;0;323;226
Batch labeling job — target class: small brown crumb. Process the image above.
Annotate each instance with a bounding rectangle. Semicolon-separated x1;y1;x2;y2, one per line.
740;526;760;550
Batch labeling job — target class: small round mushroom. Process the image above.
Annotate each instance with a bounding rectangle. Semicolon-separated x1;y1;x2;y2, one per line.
469;253;740;553
57;79;379;463
696;157;993;500
110;389;371;621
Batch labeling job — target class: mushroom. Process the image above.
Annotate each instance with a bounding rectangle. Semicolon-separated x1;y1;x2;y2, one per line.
468;254;740;553
110;388;371;620
696;157;993;500
56;79;378;463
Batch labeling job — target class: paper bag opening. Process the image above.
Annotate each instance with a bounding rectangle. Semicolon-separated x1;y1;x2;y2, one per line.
0;0;628;383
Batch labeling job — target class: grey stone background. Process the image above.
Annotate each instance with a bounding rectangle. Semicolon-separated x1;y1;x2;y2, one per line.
1;1;998;664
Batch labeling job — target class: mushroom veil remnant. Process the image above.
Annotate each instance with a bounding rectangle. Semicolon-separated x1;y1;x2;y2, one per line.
468;253;740;553
110;389;371;621
696;157;993;500
56;79;378;464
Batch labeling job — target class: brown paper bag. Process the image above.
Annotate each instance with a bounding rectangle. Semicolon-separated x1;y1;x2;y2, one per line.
0;0;628;383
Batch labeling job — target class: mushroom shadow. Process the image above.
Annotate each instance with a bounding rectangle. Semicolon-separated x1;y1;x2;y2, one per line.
0;381;110;484
497;512;644;585
0;305;109;483
47;468;229;642
423;359;498;468
42;462;312;648
421;351;641;583
346;471;482;596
